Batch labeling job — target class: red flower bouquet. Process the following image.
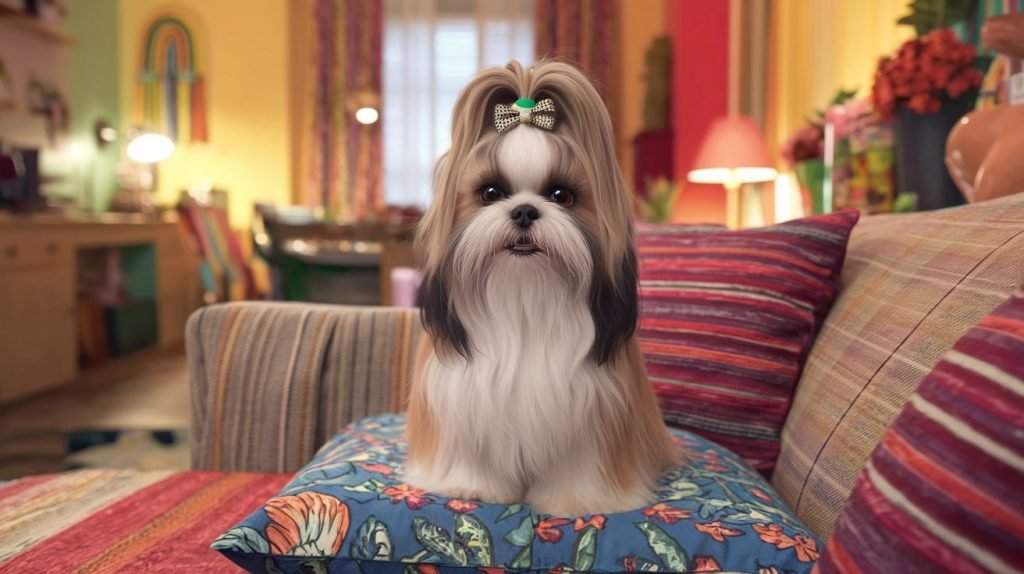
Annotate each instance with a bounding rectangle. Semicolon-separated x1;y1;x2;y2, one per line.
781;125;825;168
871;28;982;118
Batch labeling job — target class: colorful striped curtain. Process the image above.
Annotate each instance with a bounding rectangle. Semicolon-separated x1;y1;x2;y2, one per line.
298;0;383;221
534;0;618;112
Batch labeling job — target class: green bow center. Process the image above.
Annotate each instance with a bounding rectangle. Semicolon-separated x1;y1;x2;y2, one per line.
514;97;536;109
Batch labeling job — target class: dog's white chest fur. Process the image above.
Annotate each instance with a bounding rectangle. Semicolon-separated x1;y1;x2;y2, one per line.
408;259;643;511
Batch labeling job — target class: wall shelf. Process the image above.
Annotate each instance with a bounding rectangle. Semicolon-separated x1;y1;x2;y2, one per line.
0;5;75;46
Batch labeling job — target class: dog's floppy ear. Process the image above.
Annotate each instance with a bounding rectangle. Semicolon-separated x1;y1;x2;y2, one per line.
588;239;639;365
417;261;471;360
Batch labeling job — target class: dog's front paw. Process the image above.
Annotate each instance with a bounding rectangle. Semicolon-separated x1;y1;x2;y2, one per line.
526;477;653;516
404;465;523;505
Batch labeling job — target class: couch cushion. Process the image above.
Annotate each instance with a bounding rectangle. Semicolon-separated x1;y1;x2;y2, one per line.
773;193;1024;539
215;414;823;574
637;211;859;474
816;284;1024;574
0;469;291;572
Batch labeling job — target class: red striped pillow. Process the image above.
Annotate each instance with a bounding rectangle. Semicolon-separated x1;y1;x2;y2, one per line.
816;285;1024;574
637;210;859;473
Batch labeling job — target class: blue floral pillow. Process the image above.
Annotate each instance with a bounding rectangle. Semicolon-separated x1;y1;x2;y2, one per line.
214;414;820;573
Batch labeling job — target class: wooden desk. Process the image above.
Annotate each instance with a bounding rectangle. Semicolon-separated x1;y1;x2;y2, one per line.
0;212;200;404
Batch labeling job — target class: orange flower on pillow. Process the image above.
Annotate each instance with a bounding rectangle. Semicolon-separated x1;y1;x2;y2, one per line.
382;484;432;509
535;517;571;543
752;523;789;545
792;534;820;562
642;503;692;524
573;515;607;531
694;521;743;542
752;523;819;562
264;492;349;556
445;499;478;513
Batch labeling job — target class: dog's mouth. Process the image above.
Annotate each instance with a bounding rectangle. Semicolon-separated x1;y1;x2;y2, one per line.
506;236;542;256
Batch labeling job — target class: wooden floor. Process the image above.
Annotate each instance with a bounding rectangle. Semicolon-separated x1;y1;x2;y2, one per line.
0;351;190;479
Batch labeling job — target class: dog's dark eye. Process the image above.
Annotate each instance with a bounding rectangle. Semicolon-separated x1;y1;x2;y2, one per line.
548;187;575;207
479;184;504;204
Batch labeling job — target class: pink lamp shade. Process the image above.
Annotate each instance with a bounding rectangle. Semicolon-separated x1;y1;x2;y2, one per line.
688;115;777;184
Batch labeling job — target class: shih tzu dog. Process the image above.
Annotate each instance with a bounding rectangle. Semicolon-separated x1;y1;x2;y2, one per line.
406;60;679;515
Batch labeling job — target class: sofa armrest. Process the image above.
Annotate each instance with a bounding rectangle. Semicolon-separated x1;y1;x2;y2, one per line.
187;302;421;472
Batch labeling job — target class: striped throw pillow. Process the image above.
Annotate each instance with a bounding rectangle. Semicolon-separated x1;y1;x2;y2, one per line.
816;285;1024;574
637;210;859;473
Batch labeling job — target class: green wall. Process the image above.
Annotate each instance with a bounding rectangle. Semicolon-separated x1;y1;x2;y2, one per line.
68;0;121;212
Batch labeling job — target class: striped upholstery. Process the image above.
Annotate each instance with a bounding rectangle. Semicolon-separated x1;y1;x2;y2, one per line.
0;469;291;571
637;211;860;474
188;302;421;473
816;285;1024;574
773;193;1024;538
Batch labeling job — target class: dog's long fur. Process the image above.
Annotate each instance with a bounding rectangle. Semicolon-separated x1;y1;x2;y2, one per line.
405;60;680;515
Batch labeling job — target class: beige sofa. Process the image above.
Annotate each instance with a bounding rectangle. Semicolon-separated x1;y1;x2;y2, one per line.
187;193;1024;539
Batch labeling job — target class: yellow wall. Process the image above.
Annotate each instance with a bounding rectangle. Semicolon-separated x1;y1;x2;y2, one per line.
616;0;667;191
767;0;912;157
119;0;293;228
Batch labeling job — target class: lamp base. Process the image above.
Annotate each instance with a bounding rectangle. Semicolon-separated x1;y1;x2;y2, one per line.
725;181;742;229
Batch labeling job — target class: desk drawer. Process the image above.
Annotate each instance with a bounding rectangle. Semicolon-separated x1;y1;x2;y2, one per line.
0;233;70;271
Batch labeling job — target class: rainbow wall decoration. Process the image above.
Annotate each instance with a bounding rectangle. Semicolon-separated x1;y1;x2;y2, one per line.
135;14;208;143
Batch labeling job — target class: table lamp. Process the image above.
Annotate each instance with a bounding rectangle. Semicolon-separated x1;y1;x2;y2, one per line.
688;115;777;229
126;128;174;193
110;128;175;213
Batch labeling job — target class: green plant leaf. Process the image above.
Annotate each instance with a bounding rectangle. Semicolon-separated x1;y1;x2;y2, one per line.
897;0;977;36
454;514;494;566
211;526;269;554
412;517;468;565
635;522;689;572
572;526;599;571
510;545;532;569
497;504;524;521
697;498;732;518
504;515;535;547
720;509;772;524
344;479;385;494
667;479;701;498
352;516;393;560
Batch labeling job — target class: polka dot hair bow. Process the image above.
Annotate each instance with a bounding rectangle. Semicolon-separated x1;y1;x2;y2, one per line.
494;97;557;134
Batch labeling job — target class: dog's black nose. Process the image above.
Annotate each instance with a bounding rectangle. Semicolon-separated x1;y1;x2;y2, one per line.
510;204;540;229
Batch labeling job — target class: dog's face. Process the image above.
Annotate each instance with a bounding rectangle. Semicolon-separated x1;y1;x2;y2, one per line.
417;61;637;365
450;126;593;288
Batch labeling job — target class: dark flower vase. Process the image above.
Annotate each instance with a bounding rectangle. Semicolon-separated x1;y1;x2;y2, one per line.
893;93;976;211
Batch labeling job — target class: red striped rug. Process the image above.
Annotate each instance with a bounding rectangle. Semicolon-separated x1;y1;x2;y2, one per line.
0;469;291;572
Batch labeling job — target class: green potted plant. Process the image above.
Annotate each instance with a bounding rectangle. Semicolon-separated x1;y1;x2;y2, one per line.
637;177;678;224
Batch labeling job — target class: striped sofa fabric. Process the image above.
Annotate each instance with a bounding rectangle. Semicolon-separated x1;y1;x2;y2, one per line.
773;193;1024;539
816;284;1024;574
187;302;422;473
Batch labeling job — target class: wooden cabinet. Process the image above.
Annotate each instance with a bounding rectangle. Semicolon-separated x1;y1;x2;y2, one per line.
0;257;75;403
0;215;199;404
